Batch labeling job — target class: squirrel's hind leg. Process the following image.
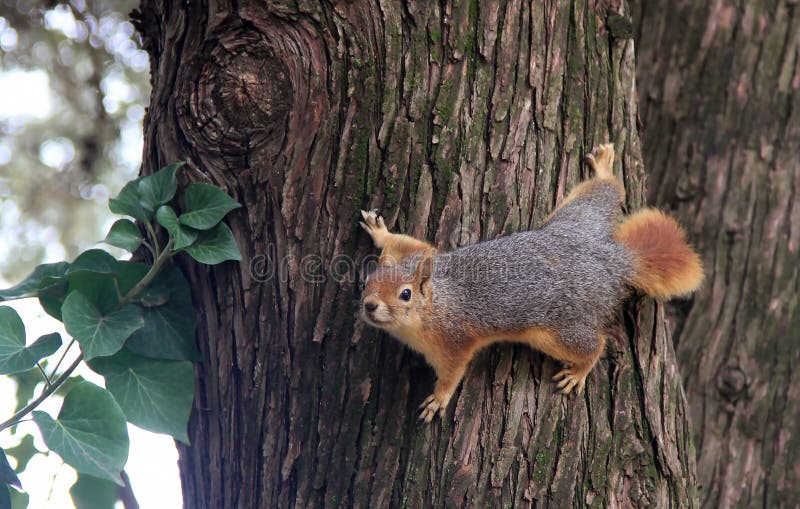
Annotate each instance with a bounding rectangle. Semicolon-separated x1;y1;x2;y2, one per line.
501;327;604;395
551;334;606;395
585;143;615;179
546;144;624;220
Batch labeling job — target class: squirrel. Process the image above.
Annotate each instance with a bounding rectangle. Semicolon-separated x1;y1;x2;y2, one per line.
358;144;703;422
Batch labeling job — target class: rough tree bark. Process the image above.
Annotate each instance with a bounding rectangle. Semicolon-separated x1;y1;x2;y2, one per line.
634;2;800;507
134;1;697;507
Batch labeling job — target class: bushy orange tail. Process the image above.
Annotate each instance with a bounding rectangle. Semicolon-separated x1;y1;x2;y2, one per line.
614;209;703;299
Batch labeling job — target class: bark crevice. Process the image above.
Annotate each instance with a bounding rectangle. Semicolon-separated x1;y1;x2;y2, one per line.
138;1;698;507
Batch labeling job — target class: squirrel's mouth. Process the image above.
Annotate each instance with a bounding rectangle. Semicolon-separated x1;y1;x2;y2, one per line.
364;312;391;326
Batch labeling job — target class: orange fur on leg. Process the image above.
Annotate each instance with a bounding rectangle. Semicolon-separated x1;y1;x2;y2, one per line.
548;144;624;220
477;326;604;395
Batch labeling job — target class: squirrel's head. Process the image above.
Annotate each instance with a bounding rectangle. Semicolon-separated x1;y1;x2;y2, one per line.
360;249;435;332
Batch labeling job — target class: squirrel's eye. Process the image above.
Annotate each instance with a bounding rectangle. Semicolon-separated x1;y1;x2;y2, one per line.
358;279;366;291
400;289;412;301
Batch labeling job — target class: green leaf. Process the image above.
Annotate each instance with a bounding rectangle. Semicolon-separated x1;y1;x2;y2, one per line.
37;260;147;322
0;262;69;302
178;183;241;230
0;310;61;374
3;436;40;474
111;262;149;296
0;449;21;489
102;220;143;253
29;251;120;321
53;375;86;398
156;205;198;250
68;273;120;316
185;223;242;265
67;250;118;275
47;250;124;317
126;267;199;360
109;180;151;223
7;487;27;509
91;349;194;443
112;262;170;307
61;292;144;361
38;282;70;321
70;474;119;509
138;162;183;212
33;382;129;485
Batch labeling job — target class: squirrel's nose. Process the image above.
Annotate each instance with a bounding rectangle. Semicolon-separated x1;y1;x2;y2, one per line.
364;300;378;312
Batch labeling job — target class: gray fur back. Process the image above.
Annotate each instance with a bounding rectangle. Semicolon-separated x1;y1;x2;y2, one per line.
422;182;635;353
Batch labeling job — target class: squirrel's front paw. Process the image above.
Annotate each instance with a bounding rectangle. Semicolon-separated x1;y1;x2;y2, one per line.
552;365;590;395
418;393;450;423
359;209;389;247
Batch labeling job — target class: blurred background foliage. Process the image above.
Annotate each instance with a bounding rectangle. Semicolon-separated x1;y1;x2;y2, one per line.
1;2;163;507
0;0;148;280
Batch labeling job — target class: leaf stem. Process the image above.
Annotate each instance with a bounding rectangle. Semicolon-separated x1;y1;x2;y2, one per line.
141;240;156;259
35;362;51;387
144;221;161;259
49;338;76;377
118;238;174;307
0;354;83;432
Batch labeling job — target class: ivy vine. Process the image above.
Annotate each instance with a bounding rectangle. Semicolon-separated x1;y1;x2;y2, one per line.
0;162;241;507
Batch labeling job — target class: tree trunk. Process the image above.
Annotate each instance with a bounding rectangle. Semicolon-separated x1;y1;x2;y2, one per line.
633;2;800;507
134;1;696;507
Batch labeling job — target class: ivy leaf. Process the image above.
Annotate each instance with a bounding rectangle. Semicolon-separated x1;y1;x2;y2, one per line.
91;349;194;444
0;307;61;373
109;180;150;223
67;250;118;275
102;220;143;253
53;377;86;401
64;250;123;316
112;262;170;307
156;205;198;250
38;259;147;322
33;382;129;485
178;183;241;230
61;292;144;361
0;448;21;489
185;223;242;265
6;487;27;509
126;267;199;361
0;262;69;302
70;474;119;509
137;162;183;212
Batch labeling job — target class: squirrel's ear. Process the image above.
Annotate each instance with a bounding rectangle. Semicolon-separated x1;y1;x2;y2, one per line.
414;248;436;295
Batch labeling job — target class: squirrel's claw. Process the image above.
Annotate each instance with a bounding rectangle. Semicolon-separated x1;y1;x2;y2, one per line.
360;209;381;224
586;143;615;179
360;209;381;230
553;367;587;395
418;394;448;423
360;209;390;248
585;153;597;171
